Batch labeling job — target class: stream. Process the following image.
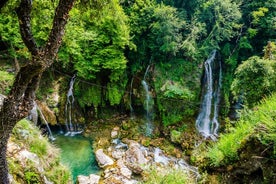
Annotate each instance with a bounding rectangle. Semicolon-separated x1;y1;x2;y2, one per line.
53;134;99;182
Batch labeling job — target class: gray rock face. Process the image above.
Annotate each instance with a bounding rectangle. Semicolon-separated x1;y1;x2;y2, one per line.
95;149;114;168
77;174;100;184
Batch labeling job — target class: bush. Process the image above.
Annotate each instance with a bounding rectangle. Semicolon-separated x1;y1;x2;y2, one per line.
231;56;276;107
0;70;14;94
141;167;196;184
205;93;276;166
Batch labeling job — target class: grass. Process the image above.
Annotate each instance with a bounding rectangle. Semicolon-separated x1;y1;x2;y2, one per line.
0;70;14;94
8;119;72;184
205;93;276;166
141;167;197;184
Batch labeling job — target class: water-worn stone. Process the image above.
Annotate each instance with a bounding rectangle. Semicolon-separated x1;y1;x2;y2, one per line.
125;141;147;174
117;159;132;179
95;149;114;168
77;174;100;184
111;127;120;138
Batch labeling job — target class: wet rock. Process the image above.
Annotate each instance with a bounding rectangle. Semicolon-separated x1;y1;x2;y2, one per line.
111;149;125;160
170;130;182;144
111;127;120;138
117;159;132;179
77;174;100;184
125;141;147;174
95;149;114;168
37;101;57;125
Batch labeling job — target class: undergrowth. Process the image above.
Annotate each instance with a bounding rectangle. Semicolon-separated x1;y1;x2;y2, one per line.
204;93;276;166
8;119;71;184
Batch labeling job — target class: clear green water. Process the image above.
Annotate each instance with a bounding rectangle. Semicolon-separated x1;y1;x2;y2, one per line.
53;134;99;183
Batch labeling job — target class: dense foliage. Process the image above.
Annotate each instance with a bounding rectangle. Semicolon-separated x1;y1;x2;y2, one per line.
231;56;276;107
1;0;276;182
1;0;275;117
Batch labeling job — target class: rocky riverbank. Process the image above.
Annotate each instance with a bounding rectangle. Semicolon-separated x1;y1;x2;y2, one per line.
77;124;199;184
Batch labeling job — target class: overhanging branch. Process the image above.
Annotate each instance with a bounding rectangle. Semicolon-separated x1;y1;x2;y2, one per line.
44;0;75;65
16;0;39;56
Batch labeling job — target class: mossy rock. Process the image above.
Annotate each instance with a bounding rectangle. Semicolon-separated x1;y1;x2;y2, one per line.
170;130;182;144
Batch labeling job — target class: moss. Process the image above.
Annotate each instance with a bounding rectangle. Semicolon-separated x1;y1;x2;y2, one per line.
153;59;202;126
170;130;182;144
8;119;71;184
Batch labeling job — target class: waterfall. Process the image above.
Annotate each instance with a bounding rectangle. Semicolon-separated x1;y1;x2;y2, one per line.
142;65;153;136
129;77;134;118
65;75;83;136
196;50;222;139
36;103;55;141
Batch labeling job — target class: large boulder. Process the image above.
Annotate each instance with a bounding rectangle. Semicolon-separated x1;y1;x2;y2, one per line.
125;141;147;174
77;174;100;184
117;159;132;179
95;149;114;168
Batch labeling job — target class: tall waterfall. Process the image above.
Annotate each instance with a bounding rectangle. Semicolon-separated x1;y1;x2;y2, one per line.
142;65;154;136
196;50;222;139
36;103;55;141
65;75;82;136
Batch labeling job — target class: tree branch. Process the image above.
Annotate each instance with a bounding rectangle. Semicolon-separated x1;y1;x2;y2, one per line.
16;0;39;56
44;0;76;65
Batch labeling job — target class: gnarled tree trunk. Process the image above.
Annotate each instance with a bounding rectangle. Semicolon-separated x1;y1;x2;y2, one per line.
0;0;75;183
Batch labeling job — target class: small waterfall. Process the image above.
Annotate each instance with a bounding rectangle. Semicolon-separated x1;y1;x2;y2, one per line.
65;75;83;136
36;103;55;141
129;77;134;118
29;103;38;125
142;65;153;136
196;50;221;139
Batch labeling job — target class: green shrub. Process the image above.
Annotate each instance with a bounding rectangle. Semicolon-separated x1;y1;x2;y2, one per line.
0;70;14;94
141;167;196;184
206;93;276;166
9;119;71;183
231;56;276;107
25;171;40;184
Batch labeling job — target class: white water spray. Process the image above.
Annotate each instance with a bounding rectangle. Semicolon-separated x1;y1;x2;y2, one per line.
129;77;134;118
36;103;55;141
196;50;222;139
142;65;154;136
65;75;83;136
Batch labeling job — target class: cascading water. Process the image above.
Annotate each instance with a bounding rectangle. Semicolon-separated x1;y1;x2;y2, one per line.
129;77;134;118
142;65;154;136
65;75;82;136
36;103;55;141
196;50;222;139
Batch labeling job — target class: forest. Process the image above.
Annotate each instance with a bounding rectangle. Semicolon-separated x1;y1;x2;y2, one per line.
0;0;276;183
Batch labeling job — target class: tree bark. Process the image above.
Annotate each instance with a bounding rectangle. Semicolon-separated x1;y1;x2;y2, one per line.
0;0;75;183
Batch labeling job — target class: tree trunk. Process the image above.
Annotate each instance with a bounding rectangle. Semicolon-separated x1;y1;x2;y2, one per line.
0;0;75;183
